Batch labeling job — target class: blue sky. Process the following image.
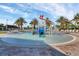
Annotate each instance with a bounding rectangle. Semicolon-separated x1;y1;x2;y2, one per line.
0;3;79;27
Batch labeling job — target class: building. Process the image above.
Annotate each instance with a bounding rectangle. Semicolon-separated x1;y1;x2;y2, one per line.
0;24;19;31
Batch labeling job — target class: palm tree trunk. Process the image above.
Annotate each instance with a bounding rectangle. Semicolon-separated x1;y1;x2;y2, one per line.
74;21;77;32
34;25;36;29
60;23;62;31
32;25;36;34
20;24;22;30
18;25;20;31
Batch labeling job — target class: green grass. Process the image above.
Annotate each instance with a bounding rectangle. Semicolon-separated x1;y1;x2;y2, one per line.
19;30;26;32
0;31;7;34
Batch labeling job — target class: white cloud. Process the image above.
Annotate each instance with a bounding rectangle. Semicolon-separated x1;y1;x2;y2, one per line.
0;5;15;13
0;14;17;25
0;5;27;16
17;3;49;13
17;4;25;7
0;4;78;21
17;3;75;20
30;4;75;20
0;3;79;26
40;4;75;20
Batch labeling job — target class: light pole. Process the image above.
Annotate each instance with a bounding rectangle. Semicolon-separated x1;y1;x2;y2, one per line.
6;19;8;31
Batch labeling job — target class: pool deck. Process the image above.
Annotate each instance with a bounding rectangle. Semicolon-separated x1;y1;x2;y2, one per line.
56;32;79;56
0;33;66;56
0;45;66;56
0;31;78;56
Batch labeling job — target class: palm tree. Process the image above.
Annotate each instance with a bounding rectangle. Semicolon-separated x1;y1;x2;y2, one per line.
56;16;69;31
73;13;79;29
45;18;52;28
30;18;38;34
65;20;70;30
14;17;27;30
45;18;53;34
30;18;38;29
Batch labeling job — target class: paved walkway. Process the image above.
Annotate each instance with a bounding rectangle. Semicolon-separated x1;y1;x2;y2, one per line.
0;45;66;56
56;33;79;56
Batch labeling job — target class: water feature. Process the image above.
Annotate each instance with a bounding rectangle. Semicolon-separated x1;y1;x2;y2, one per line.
0;32;73;47
0;15;73;47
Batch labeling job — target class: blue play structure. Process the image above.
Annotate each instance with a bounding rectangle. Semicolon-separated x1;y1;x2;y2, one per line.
39;27;45;37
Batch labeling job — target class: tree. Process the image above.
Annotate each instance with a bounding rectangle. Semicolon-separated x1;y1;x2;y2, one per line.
0;24;4;27
73;13;79;29
30;18;38;29
14;17;27;30
45;18;52;28
56;16;69;30
0;24;4;31
45;18;53;34
30;18;38;34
